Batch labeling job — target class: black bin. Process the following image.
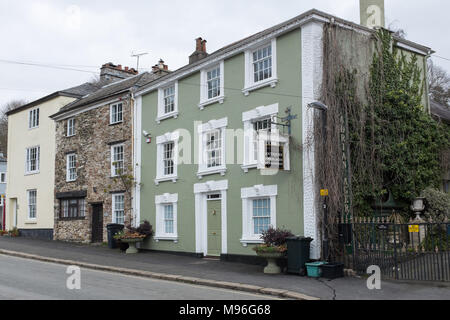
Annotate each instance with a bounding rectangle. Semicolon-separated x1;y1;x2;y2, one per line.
286;236;313;275
106;223;124;249
320;263;345;280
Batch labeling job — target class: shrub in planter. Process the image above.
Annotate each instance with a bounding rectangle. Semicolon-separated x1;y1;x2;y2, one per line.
253;227;294;274
114;221;153;254
9;228;19;237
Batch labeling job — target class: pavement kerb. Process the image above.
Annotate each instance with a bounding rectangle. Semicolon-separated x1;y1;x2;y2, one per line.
0;249;320;300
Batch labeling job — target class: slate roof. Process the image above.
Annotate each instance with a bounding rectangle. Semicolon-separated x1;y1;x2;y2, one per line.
6;82;101;116
431;100;450;124
135;8;433;96
51;72;160;119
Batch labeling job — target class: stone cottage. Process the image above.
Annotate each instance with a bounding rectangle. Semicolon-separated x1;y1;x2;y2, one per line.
50;62;169;243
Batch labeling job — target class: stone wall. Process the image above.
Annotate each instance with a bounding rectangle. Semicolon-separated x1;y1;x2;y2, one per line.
54;95;133;243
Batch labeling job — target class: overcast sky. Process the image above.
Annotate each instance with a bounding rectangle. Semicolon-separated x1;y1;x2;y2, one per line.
0;0;449;109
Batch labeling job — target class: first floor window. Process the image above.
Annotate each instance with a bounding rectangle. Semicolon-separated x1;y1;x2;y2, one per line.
113;194;125;225
111;144;124;176
60;198;86;219
206;130;222;168
67;118;75;136
26;146;40;173
110;103;123;124
163;142;174;176
66;153;77;181
27;190;37;219
163;86;175;114
164;204;174;234
252;198;271;234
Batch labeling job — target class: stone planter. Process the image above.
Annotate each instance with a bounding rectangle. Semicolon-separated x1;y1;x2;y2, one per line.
255;251;285;274
119;238;144;254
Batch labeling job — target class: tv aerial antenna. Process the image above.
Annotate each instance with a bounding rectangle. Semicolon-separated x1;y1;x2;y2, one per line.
131;51;149;71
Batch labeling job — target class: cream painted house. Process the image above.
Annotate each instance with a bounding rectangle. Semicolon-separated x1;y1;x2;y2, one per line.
5;84;98;239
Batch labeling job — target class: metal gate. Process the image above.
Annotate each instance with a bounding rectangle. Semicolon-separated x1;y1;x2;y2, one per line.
339;217;450;282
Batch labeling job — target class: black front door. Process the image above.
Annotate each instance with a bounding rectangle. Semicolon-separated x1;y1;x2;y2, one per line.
91;204;103;243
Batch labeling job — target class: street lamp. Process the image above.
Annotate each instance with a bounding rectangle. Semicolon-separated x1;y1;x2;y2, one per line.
308;101;330;262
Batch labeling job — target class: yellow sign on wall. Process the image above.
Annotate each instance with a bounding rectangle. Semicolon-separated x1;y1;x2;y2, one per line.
409;225;419;233
320;189;329;197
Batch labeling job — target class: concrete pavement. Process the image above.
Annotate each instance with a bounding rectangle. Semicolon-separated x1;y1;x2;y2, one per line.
0;237;449;300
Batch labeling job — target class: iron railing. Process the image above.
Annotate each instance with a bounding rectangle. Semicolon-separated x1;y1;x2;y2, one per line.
338;216;450;282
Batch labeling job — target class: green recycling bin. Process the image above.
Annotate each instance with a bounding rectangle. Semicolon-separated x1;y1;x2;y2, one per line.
286;236;313;275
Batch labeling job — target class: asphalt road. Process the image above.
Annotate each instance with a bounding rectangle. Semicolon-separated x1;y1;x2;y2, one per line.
0;255;277;300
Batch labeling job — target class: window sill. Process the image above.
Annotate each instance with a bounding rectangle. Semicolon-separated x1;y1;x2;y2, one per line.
25;220;37;225
241;164;257;173
154;236;179;243
156;111;179;124
66;134;76;138
154;176;178;185
198;96;225;110
66;179;78;183
109;121;124;126
197;167;227;179
242;78;278;96
25;171;40;176
59;217;86;221
240;239;264;247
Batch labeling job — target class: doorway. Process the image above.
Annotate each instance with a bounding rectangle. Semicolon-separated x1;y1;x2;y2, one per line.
91;204;103;243
207;194;222;257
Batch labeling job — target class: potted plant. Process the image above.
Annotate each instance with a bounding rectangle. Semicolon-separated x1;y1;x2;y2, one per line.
114;221;153;254
253;227;294;274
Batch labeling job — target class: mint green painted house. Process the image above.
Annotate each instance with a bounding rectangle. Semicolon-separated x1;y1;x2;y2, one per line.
132;9;432;261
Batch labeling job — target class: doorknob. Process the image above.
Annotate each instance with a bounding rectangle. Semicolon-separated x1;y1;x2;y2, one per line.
212;210;216;215
212;232;217;235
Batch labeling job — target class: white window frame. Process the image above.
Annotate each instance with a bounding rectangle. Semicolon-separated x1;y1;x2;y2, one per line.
28;108;40;129
110;102;123;125
243;38;278;96
155;193;178;242
0;172;5;184
197;117;228;178
112;193;125;225
156;82;179;123
199;61;225;109
111;143;124;177
67;118;76;137
25;146;40;175
241;185;277;246
66;153;77;182
242;103;281;172
155;131;179;185
27;189;37;220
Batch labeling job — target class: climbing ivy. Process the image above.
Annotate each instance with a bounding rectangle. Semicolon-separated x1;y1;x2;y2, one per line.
353;29;450;213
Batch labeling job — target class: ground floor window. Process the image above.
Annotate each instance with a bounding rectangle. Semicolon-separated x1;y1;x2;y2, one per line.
112;194;125;225
27;190;37;219
241;185;277;245
155;193;178;241
60;198;86;219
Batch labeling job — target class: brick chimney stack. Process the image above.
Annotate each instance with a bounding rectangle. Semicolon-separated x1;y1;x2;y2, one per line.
189;37;208;64
151;59;171;75
100;63;138;82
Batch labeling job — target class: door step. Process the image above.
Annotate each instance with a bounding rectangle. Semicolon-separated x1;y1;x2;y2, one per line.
203;256;220;261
